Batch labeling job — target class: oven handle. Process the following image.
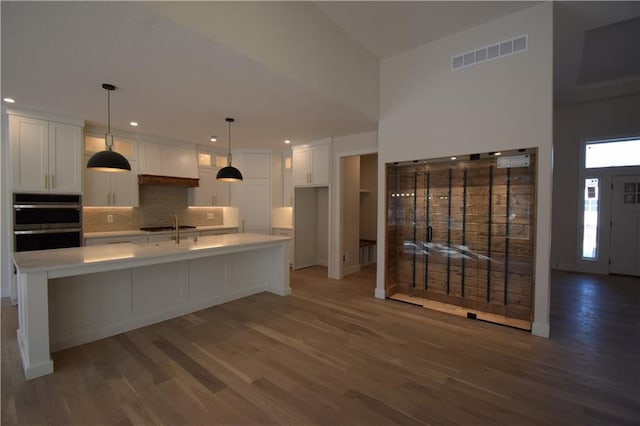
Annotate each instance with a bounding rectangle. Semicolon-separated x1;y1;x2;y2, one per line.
14;228;82;235
14;204;81;209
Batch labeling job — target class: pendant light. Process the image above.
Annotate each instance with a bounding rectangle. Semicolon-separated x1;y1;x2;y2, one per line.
216;117;243;182
86;83;131;172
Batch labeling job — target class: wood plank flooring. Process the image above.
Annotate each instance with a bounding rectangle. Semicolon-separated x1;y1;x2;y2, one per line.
2;266;639;425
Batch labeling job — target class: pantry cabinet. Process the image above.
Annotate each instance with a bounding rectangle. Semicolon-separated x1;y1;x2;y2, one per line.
292;140;330;187
9;114;82;193
230;151;272;234
83;154;139;206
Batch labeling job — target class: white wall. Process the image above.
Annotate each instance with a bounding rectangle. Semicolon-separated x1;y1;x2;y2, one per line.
553;93;640;273
377;4;553;337
1;107;10;298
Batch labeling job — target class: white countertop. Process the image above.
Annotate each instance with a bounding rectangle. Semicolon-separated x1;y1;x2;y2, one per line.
84;225;239;239
13;233;289;276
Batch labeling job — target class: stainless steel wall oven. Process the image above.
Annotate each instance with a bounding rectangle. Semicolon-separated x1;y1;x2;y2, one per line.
13;193;82;252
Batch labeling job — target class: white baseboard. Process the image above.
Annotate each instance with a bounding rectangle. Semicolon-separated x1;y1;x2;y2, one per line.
532;321;550;338
552;263;577;272
343;265;361;276
374;287;386;299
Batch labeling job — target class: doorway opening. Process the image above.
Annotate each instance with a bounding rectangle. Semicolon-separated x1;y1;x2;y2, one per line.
339;153;378;278
579;137;640;276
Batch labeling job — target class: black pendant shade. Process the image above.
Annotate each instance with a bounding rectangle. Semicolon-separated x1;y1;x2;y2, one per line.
87;83;131;172
217;117;243;182
86;149;131;172
216;165;243;182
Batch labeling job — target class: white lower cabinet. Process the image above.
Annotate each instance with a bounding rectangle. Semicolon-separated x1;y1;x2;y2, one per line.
85;235;148;246
147;230;199;243
200;228;238;236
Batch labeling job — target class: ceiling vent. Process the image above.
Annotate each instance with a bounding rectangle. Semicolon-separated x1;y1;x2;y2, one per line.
452;34;528;71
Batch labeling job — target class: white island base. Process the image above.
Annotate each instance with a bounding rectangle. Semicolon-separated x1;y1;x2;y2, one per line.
12;233;290;380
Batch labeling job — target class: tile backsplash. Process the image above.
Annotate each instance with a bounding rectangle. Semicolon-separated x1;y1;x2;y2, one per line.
83;185;223;232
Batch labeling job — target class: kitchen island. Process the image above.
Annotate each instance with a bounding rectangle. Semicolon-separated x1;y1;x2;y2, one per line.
12;233;290;380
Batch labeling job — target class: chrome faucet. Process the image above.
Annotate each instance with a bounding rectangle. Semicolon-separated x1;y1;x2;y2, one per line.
174;214;180;244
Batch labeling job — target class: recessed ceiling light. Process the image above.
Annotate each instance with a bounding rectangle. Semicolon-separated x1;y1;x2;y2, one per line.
494;152;502;156
209;136;217;142
284;139;291;144
451;156;457;160
129;121;138;127
3;98;15;103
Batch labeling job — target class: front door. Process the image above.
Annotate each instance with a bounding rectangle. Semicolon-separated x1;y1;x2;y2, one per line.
610;175;640;276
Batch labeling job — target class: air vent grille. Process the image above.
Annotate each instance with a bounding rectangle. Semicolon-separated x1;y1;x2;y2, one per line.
452;34;528;71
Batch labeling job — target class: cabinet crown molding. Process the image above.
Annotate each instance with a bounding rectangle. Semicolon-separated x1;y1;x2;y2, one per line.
7;107;84;127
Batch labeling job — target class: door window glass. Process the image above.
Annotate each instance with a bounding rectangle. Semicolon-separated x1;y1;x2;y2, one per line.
585;138;640;168
582;178;599;259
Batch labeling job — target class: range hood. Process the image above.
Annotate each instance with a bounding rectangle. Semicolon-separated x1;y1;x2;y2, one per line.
138;174;199;187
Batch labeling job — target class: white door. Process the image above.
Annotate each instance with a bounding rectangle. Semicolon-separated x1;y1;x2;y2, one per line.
610;175;640;276
292;148;311;186
242;178;271;234
212;171;230;206
190;167;216;206
311;143;330;185
10;115;49;192
83;155;111;206
48;122;82;193
111;160;139;206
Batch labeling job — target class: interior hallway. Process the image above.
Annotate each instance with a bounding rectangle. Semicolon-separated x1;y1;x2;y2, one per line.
1;266;639;425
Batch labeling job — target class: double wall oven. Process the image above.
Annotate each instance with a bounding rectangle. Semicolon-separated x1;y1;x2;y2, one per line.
13;193;83;252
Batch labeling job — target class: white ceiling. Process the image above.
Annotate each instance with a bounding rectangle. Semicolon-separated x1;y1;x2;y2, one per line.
2;2;638;152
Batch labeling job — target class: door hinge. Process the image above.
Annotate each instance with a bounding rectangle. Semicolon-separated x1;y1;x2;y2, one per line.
610;221;613;228
608;259;611;265
611;183;614;190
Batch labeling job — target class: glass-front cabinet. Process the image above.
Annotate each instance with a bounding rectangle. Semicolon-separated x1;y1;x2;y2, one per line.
385;149;536;330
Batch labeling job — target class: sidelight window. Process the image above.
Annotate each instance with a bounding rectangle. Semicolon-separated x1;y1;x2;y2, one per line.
582;178;600;259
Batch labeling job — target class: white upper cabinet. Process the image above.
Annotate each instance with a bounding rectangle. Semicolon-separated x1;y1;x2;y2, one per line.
138;141;198;179
188;150;230;206
83;154;139;207
292;139;330;187
84;134;137;160
188;167;231;206
283;152;293;207
10;114;82;194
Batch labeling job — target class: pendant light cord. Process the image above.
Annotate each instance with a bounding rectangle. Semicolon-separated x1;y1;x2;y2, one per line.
107;88;111;136
103;83;116;152
227;118;233;166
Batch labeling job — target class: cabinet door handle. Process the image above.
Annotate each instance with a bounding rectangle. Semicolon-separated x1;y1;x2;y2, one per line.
44;174;48;189
107;193;111;205
112;193;116;205
51;174;55;189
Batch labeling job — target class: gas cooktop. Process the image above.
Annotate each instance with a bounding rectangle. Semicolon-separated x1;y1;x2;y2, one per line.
140;225;197;232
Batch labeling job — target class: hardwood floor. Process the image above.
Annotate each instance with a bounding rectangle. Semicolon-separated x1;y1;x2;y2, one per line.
2;266;639;425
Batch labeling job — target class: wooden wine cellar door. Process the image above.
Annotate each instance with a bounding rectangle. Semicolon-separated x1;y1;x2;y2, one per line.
385;152;535;330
